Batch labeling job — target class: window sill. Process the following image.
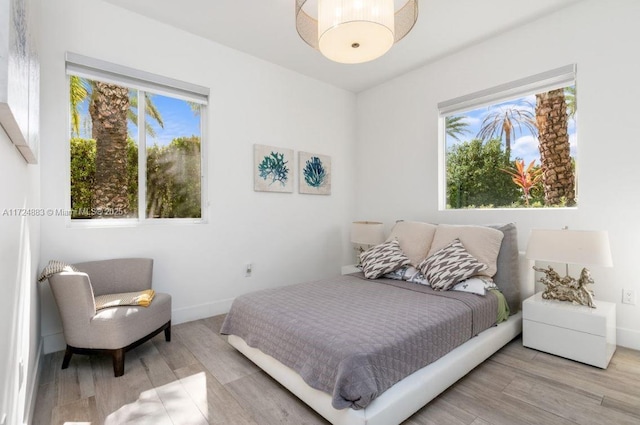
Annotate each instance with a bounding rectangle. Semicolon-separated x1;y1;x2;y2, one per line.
66;217;207;228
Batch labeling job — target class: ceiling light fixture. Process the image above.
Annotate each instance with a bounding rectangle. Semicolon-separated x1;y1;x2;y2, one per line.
296;0;418;64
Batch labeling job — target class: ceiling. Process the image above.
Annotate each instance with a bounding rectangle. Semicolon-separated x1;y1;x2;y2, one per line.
103;0;583;93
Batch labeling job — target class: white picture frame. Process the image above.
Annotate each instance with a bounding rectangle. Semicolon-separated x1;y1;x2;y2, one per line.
0;0;38;164
253;144;294;193
299;151;331;195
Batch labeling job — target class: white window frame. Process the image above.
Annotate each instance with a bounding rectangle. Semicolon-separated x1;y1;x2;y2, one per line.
437;64;577;210
65;52;209;226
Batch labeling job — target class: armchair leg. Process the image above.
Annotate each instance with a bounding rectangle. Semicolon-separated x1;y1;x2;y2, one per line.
112;348;125;377
60;321;170;377
164;321;171;342
61;346;73;369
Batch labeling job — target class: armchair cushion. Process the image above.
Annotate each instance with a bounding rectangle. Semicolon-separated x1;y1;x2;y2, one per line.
94;289;156;310
89;292;171;349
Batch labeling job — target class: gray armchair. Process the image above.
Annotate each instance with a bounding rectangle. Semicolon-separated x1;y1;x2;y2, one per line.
48;258;171;377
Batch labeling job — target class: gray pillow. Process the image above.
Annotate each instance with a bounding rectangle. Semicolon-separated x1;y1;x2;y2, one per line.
360;240;411;279
418;239;488;291
487;223;521;314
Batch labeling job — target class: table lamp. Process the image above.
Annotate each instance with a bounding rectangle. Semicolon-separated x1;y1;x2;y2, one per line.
350;221;384;265
525;228;612;308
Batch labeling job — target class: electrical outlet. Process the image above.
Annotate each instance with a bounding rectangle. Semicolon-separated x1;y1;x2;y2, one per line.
622;288;636;305
245;263;252;277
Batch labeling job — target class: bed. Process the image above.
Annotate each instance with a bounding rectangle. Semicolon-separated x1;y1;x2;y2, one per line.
221;222;534;425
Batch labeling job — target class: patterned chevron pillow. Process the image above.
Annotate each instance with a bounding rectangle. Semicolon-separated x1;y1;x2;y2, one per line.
418;238;488;291
360;240;411;279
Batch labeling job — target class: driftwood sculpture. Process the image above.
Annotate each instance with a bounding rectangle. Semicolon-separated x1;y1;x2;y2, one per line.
534;266;596;308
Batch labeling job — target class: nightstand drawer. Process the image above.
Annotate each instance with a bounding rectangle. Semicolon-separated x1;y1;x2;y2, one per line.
522;292;616;369
523;320;615;368
523;293;614;336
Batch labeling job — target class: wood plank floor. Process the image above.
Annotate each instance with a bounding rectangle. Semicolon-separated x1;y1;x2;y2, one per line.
33;315;640;425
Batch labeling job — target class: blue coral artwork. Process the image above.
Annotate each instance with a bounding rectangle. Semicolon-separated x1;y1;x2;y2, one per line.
299;151;331;195
254;144;294;193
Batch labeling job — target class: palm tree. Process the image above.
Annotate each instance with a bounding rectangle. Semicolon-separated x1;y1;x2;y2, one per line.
535;88;575;206
70;78;165;138
565;86;576;119
70;77;165;216
89;81;131;213
70;76;88;137
445;115;471;142
129;93;165;137
476;102;537;160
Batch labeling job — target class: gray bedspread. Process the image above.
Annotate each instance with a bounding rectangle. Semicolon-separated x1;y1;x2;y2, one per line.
220;273;498;410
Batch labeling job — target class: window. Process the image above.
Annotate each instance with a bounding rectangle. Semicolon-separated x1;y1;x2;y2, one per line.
66;53;209;222
439;65;577;209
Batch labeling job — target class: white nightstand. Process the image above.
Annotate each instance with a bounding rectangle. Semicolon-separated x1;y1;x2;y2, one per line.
341;264;361;275
523;292;616;369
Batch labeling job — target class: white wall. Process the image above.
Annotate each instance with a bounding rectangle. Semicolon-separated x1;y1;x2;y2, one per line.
0;125;41;423
38;0;357;353
356;0;640;349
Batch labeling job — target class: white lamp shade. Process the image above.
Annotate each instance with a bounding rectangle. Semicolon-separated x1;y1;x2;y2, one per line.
296;0;418;64
318;0;395;64
351;221;385;245
526;229;613;267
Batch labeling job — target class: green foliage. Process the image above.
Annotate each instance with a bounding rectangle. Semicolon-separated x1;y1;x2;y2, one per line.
565;85;576;119
129;92;165;137
146;136;201;218
70;136;201;219
446;139;520;208
445;115;471;142
127;139;139;216
69;77;89;137
70;138;96;216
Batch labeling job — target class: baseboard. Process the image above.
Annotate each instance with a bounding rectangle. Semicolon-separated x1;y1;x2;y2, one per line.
172;298;234;325
24;340;43;425
617;326;640;351
42;332;66;355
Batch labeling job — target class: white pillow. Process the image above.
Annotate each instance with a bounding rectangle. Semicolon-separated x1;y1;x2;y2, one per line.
386;221;437;267
451;278;487;295
427;224;503;277
382;265;429;286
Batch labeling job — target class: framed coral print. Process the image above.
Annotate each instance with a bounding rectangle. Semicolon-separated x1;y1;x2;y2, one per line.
299;151;331;195
0;0;38;164
254;144;294;193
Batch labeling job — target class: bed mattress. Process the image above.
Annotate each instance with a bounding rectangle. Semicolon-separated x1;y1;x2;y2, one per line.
220;273;499;410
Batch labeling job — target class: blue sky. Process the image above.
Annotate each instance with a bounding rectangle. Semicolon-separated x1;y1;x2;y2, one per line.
75;89;201;146
445;92;577;166
142;94;201;146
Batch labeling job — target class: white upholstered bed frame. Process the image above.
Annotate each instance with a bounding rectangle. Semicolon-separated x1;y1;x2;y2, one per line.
227;254;534;425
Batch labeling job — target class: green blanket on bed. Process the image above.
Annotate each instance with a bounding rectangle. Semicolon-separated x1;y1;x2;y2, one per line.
490;289;511;323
